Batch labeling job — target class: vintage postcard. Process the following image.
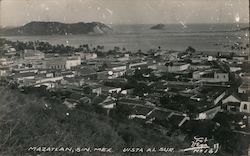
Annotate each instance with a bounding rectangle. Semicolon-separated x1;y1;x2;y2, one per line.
0;0;249;155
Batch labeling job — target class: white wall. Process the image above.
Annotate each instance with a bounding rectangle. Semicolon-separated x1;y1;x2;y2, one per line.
222;95;241;104
65;57;81;69
168;64;190;72
240;101;250;114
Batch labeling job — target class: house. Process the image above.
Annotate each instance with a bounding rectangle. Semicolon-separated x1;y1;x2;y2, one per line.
97;71;109;80
165;52;179;61
222;93;241;104
12;72;37;83
44;56;81;70
129;114;147;120
232;56;247;61
240;101;250;114
44;57;67;70
109;64;127;71
0;67;10;77
168;114;190;127
61;71;76;78
1;45;17;57
191;56;204;63
117;54;130;62
34;76;63;84
106;64;127;79
0;69;7;77
63;99;78;109
5;46;16;53
238;82;250;94
190;61;212;70
230;67;242;72
166;62;190;73
23;76;63;89
240;73;250;81
212;91;226;105
191;88;226;106
75;52;97;60
120;88;134;95
196;105;221;120
77;67;97;80
98;96;116;114
0;58;14;66
79;97;91;104
119;98;145;105
89;85;102;96
129;106;152;120
222;102;240;112
12;68;39;74
193;70;229;83
147;110;171;121
61;77;82;87
101;86;122;94
128;61;148;69
100;100;116;109
34;81;58;89
148;63;157;70
23;49;45;60
107;70;126;79
104;78;128;84
222;93;250;114
65;56;81;69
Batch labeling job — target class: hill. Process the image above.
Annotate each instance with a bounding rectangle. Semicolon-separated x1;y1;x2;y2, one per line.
150;24;167;30
0;85;190;155
240;27;250;31
0;21;113;36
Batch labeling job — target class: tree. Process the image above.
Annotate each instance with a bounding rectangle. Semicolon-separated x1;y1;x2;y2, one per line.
185;46;196;53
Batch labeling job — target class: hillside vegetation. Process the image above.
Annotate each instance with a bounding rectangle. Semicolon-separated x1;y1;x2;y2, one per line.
0;86;190;156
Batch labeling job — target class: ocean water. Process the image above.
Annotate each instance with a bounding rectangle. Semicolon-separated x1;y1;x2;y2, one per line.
1;23;249;52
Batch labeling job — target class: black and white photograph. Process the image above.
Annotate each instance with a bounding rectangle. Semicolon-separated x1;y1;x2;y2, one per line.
0;0;249;155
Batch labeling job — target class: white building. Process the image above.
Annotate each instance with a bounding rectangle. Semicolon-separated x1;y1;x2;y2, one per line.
238;82;250;94
222;93;250;114
117;54;130;62
75;52;97;60
0;68;8;77
240;101;250;114
222;94;241;104
128;61;148;69
44;57;67;70
66;56;81;70
102;86;122;94
166;62;190;72
0;58;14;66
193;70;229;83
24;76;63;89
23;50;45;60
197;106;221;120
44;56;81;70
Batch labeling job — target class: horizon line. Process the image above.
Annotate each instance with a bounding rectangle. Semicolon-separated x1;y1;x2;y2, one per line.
1;21;249;28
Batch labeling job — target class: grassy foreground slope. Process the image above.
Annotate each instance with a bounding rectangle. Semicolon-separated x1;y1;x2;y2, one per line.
0;86;191;156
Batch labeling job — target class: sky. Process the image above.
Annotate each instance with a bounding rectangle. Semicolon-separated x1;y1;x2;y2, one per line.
0;0;249;27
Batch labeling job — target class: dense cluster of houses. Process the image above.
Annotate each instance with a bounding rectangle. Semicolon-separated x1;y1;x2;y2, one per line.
0;42;250;134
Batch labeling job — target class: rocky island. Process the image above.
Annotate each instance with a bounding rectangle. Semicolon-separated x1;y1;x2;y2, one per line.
0;21;113;36
150;24;167;30
240;27;250;31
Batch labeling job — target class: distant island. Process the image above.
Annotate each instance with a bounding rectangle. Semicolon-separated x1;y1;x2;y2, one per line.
240;27;250;31
150;24;167;30
0;21;113;36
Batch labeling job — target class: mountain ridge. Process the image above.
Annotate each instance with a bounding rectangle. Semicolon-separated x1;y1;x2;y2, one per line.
0;21;113;36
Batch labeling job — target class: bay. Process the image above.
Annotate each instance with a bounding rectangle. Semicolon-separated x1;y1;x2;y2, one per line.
1;23;249;52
